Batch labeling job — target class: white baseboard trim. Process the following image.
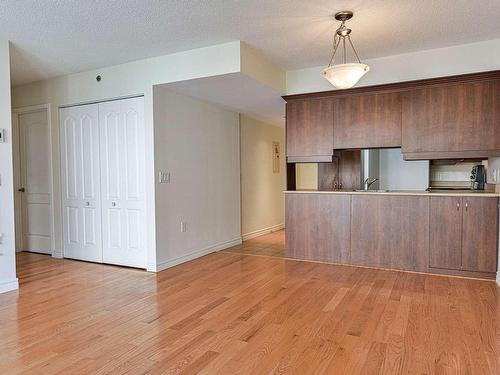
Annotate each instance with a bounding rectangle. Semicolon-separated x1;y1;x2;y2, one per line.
155;237;242;272
496;272;500;287
52;252;63;259
242;223;285;241
0;278;19;294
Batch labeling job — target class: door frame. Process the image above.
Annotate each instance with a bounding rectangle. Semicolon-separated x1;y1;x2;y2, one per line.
12;104;55;256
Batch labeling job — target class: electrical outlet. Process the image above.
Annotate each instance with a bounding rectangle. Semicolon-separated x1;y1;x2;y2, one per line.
180;222;187;233
159;171;170;183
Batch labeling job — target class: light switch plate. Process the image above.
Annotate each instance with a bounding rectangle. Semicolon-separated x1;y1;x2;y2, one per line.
159;171;170;183
488;157;500;184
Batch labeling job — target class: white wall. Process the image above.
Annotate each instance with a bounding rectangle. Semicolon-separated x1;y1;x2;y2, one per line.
379;149;429;191
0;39;18;293
287;39;500;94
153;87;241;271
240;115;285;239
11;41;243;271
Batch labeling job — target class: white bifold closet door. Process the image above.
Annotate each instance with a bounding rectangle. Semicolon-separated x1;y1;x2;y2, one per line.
60;104;103;263
60;97;146;268
98;98;146;268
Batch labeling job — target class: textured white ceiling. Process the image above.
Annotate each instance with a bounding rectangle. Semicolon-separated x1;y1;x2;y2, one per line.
162;73;286;126
3;0;500;85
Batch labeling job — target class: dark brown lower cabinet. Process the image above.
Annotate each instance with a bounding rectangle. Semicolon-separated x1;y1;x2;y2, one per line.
429;196;498;273
350;195;429;272
285;193;350;263
461;197;498;273
285;192;498;278
429;197;462;270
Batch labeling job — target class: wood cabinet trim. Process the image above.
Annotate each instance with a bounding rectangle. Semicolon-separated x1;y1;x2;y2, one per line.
403;150;500;160
283;70;500;101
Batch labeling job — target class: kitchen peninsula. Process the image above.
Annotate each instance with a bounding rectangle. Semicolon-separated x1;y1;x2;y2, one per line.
285;190;498;279
283;70;500;280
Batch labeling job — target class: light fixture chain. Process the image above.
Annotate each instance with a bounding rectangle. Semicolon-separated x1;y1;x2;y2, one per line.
343;36;346;64
347;35;362;64
328;33;342;67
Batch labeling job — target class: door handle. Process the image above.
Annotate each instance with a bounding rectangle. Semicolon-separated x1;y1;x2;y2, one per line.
85;201;90;207
18;187;25;192
111;202;117;207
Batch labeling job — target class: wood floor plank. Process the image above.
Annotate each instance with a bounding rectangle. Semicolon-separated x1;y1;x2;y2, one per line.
0;231;499;374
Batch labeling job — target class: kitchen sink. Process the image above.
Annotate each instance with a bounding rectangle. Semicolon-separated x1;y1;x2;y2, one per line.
353;189;391;192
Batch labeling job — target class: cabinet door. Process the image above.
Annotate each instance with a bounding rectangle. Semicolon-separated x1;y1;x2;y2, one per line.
350;195;429;271
338;150;361;190
402;80;500;154
333;92;402;149
461;197;498;273
429;197;462;270
286;98;333;159
285;193;350;263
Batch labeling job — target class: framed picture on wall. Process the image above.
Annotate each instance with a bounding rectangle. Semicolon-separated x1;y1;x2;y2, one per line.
273;141;280;173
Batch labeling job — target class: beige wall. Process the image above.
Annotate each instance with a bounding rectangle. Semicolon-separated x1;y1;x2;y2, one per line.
295;163;318;190
153;88;241;270
0;39;17;293
240;115;285;239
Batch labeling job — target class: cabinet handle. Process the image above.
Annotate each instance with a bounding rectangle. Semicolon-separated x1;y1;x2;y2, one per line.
465;201;468;211
456;202;460;210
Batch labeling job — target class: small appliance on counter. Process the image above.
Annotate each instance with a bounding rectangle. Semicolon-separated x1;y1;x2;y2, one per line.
470;164;486;190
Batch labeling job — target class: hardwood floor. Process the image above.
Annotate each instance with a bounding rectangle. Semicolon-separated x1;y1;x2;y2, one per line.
225;230;285;258
1;233;499;374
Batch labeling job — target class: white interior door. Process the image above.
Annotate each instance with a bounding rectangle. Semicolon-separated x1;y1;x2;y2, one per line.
18;110;52;254
99;97;146;268
60;104;102;263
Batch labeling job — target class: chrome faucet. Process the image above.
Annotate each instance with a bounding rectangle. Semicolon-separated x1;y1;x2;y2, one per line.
364;177;379;190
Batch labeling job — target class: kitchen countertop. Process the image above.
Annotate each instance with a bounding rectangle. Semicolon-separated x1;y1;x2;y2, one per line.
284;190;500;197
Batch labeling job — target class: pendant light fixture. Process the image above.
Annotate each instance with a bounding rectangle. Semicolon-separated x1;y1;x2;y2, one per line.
322;11;369;89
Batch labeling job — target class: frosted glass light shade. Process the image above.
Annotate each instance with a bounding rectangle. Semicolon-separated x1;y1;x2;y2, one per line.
322;63;370;89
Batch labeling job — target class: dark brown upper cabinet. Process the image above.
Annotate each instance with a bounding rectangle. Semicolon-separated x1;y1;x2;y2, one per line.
333;92;402;149
284;70;500;161
286;98;334;162
402;79;500;158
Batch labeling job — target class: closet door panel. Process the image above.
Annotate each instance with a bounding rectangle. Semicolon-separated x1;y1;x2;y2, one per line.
99;97;146;268
60;104;102;263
